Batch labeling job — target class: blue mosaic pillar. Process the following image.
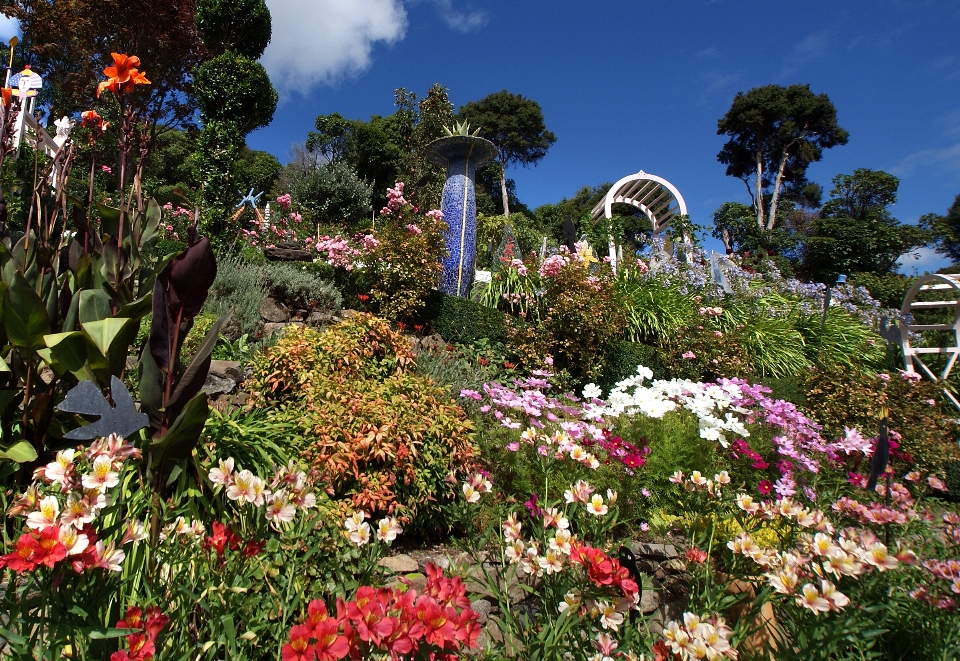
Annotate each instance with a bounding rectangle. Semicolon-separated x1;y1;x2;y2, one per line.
426;136;497;297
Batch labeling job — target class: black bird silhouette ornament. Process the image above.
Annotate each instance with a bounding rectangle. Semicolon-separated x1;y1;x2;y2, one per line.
57;376;149;440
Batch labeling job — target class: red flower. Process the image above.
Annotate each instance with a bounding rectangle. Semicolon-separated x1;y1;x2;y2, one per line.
686;547;708;564
144;607;170;642
313;617;349;661
81;109;109;131
125;633;155;660
243;539;265;557
357;294;370;302
203;521;240;556
3;533;41;572
36;527;67;568
757;480;774;495
117;606;144;630
282;624;316;661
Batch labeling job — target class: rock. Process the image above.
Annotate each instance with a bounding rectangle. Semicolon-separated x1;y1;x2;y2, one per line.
263;321;304;337
260;297;289;323
379;554;420;574
406;573;427;593
421;555;451;571
307;310;336;327
264;247;314;262
640;588;661;614
664;559;688;574
126;355;139;372
470;598;492;624
340;309;360;319
633;543;678;559
202;374;236;396
209;360;243;382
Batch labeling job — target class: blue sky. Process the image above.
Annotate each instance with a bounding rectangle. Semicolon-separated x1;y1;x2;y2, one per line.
5;1;960;272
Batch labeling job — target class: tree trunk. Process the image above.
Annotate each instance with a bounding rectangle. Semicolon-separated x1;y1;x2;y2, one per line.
767;138;799;230
754;149;765;230
499;159;510;218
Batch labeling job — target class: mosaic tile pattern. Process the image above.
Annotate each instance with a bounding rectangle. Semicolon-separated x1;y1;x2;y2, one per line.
425;136;496;298
439;158;477;297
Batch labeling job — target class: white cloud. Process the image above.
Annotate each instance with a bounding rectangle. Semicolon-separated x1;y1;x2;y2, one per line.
422;0;486;32
777;30;832;81
262;0;408;97
890;142;960;178
898;246;952;276
0;14;19;42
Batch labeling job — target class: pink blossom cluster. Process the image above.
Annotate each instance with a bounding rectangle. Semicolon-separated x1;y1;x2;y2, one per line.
316;235;361;270
539;253;570;278
425;208;444;222
405;223;422;235
380;182;408;215
276;193;292;209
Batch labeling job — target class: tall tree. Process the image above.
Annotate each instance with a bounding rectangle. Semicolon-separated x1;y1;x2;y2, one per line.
458;90;556;217
3;0;207;137
804;169;929;281
192;0;276;226
717;84;848;231
920;193;960;263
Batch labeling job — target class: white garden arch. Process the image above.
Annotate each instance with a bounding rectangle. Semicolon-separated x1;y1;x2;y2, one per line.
589;170;689;271
900;273;960;410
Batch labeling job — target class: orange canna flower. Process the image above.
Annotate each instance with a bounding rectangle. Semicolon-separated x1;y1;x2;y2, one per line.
97;53;151;97
1;88;10;109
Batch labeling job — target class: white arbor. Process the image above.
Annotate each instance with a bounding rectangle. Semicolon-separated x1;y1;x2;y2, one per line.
589;170;688;271
899;273;960;410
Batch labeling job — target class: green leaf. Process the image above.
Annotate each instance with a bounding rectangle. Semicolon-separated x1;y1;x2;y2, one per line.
0;440;38;463
168;312;232;412
42;331;89;377
140;198;161;253
81;318;131;358
3;272;51;351
78;289;114;323
87;628;135;640
150;393;209;468
96;202;122;240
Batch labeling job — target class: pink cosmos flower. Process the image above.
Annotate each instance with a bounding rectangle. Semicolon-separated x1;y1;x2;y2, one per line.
682;351;696;359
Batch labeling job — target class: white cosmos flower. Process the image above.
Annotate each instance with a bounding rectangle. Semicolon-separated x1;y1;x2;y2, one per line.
582;383;602;400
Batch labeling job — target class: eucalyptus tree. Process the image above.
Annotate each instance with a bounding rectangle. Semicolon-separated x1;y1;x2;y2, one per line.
458;90;556;217
717;84;848;231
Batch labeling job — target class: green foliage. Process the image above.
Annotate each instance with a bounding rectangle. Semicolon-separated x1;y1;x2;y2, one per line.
195;0;272;59
921;192;960;263
306;112;405;211
194;52;277;136
794;305;886;372
849;271;914;310
614;267;694;343
804;365;960;474
804;170;929;281
247;318;477;531
204;256;269;341
232;147;282;199
475;213;547;269
596;341;668;394
719;299;811;377
418;290;509;345
195;118;242;217
264;261;343;311
536;259;626;385
288;161;373;229
365;197;447;323
181;311;218;359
